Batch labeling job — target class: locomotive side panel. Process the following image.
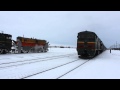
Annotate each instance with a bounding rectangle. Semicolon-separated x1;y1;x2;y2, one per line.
16;36;49;53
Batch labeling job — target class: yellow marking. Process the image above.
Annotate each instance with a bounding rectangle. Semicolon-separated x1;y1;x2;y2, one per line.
77;42;84;43
78;42;95;44
87;42;95;43
22;38;24;42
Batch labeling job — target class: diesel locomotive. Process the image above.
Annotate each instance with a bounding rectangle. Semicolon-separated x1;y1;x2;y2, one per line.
0;32;49;54
0;33;12;54
77;31;106;58
12;36;49;53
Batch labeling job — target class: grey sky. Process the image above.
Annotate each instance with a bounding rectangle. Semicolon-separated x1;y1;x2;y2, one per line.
0;11;120;48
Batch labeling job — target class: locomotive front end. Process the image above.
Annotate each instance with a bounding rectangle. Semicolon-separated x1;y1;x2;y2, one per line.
77;31;96;58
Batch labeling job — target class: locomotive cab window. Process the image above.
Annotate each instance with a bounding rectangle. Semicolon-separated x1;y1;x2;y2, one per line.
78;34;95;41
9;37;12;39
88;34;94;38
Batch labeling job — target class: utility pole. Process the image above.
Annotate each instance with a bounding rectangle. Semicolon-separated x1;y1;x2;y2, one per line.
114;44;115;49
119;44;120;50
116;41;117;49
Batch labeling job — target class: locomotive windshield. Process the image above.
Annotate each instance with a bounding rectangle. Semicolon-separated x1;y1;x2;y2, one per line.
78;34;94;38
6;37;12;39
78;33;95;41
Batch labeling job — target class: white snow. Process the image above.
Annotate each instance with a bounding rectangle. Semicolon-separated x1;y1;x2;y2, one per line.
0;48;120;79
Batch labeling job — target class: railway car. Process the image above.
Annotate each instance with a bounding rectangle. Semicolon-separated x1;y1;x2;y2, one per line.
76;31;106;58
0;33;12;54
12;36;49;53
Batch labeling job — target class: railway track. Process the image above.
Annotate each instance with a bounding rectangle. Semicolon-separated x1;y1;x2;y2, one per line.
22;59;90;79
56;60;90;79
0;53;77;69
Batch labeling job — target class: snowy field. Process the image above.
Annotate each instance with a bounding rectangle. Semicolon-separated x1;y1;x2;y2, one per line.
0;48;120;79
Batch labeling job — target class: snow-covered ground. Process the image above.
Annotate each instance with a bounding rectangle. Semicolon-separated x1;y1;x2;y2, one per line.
0;48;120;79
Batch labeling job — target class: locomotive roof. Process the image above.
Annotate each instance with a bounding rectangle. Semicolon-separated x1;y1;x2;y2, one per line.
78;31;95;34
17;36;46;41
0;33;12;37
78;31;97;36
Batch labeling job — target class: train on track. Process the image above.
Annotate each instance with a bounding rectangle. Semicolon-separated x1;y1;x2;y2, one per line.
76;31;106;58
0;32;49;54
0;33;12;54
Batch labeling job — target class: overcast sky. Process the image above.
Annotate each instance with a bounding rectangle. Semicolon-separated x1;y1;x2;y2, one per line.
0;11;120;48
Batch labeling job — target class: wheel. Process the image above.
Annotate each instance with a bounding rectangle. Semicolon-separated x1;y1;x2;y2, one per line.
1;49;6;54
78;55;81;58
3;50;6;54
